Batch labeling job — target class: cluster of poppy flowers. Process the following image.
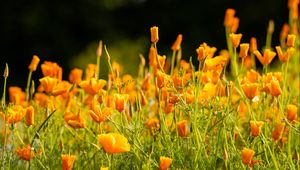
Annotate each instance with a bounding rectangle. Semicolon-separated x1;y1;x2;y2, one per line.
0;0;299;169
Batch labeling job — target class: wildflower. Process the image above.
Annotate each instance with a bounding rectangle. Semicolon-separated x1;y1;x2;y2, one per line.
245;69;261;83
275;46;295;63
229;33;242;48
16;145;41;161
286;104;297;122
160;156;173;170
250;37;257;53
145;118;160;134
241;148;255;166
79;78;107;95
62;154;76;170
196;46;206;61
2;105;26;124
150;26;159;43
253;49;276;65
250;121;264;137
28;55;40;71
69;68;83;84
280;24;289;40
156;71;168;89
85;64;97;79
39;76;58;94
41;61;63;80
177;120;188;137
286;34;296;47
230;17;239;33
98;133;130;154
239;43;249;58
9;86;25;105
25;106;34;126
114;93;129;112
171;34;183;51
272;122;285;141
241;82;258;100
267;79;282;97
64;111;86;129
89;106;113;123
100;168;108;170
224;8;235;27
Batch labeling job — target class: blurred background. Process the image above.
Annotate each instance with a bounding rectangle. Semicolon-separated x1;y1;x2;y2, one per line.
0;0;289;87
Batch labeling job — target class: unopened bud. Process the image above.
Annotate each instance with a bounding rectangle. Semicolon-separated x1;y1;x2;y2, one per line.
3;63;9;78
96;40;103;57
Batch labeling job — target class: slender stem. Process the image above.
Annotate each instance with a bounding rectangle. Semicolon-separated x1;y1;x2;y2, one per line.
96;56;101;80
1;77;7;109
2;75;8;168
26;71;33;101
170;50;176;75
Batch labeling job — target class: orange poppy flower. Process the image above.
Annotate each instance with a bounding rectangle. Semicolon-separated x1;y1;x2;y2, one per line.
69;68;83;84
25;106;34;126
16;145;42;161
39;76;59;94
253;49;276;65
114;93;129;113
241;148;255;166
160;156;173;170
145;118;160;134
89;106;113;123
241;82;258;100
244;69;261;83
286;34;296;47
79;78;107;95
177;120;188;137
85;64;97;80
239;43;249;58
224;8;235;27
64;111;86;129
41;61;63;80
62;154;76;170
2;105;26;124
250;37;257;53
8;86;25;105
28;55;40;71
250;120;264;137
98;133;130;154
272;122;285;141
286;104;297;122
275;46;295;63
196;46;206;61
229;33;242;48
267;79;282;97
280;24;289;40
150;26;159;43
230;17;239;33
171;34;183;51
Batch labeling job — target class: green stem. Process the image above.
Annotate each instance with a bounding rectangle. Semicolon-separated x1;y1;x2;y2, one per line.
96;56;101;80
26;71;33;101
170;50;176;75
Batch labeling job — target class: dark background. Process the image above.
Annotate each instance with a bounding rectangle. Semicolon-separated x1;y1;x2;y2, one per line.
0;0;289;88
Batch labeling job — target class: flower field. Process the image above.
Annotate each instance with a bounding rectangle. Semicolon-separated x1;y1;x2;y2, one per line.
0;1;299;170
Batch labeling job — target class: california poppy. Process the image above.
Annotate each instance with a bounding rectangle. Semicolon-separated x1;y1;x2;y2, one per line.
98;133;130;154
61;154;76;170
160;156;173;170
